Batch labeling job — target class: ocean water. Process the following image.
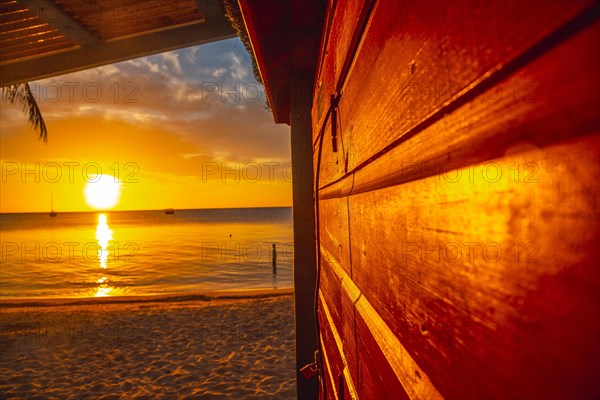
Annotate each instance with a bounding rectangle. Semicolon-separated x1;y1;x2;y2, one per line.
0;208;293;299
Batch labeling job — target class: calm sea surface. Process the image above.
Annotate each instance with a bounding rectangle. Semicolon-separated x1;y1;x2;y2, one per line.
0;208;293;298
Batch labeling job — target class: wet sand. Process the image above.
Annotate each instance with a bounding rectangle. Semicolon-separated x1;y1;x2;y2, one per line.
0;290;296;399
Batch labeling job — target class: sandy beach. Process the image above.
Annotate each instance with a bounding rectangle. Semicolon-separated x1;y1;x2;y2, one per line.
0;290;296;399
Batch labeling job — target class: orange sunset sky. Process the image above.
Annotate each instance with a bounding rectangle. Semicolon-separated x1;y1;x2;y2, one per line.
0;38;292;213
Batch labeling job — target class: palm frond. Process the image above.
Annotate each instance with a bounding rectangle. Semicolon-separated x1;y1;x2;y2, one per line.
1;83;48;141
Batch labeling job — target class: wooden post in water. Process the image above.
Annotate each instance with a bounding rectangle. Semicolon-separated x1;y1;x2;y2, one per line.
272;243;277;275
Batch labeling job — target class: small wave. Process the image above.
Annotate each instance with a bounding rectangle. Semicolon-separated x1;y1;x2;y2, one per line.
0;287;293;309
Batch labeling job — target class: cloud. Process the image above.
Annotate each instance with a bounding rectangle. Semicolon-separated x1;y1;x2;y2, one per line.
211;67;228;78
184;46;200;64
124;58;162;74
160;51;183;75
225;51;250;80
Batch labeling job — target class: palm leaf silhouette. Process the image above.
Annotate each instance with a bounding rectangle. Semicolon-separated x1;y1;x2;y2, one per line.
1;83;48;141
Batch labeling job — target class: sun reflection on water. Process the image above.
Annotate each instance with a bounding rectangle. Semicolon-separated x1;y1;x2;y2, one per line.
96;214;113;269
94;213;114;297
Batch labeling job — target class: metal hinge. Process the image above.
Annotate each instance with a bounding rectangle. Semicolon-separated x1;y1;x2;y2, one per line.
299;350;321;380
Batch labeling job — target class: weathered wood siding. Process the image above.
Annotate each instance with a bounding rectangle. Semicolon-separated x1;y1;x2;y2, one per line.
313;1;600;399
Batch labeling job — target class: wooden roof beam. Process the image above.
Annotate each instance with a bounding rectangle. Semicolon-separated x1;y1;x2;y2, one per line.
15;0;101;47
0;19;236;86
195;0;224;19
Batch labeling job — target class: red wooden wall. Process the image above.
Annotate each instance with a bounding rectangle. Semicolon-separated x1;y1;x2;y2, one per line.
312;0;600;399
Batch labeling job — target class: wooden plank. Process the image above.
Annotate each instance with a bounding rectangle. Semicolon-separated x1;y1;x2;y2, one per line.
312;0;373;141
320;19;600;197
312;0;336;141
53;0;205;42
347;133;600;399
321;246;441;399
0;1;24;15
320;337;339;400
315;117;347;187
0;12;36;27
319;293;346;399
318;197;351;276
0;39;74;63
0;23;53;41
320;254;342;330
339;276;358;396
330;0;372;90
334;0;595;177
355;310;411;400
319;289;360;400
194;0;221;19
0;31;66;51
318;250;358;395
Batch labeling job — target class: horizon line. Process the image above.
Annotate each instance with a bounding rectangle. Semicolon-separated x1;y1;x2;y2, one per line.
0;205;293;215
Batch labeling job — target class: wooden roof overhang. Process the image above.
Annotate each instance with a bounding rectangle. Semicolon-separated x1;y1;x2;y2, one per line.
0;0;236;86
238;0;324;124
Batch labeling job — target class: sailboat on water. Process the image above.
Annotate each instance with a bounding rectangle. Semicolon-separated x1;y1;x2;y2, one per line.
49;193;57;217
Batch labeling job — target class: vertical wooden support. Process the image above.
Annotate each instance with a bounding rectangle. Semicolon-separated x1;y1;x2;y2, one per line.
290;70;319;400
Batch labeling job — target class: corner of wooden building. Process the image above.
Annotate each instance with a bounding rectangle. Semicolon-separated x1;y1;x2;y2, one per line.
238;0;600;398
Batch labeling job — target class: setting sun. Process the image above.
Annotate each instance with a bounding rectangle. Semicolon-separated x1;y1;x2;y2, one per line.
84;174;122;210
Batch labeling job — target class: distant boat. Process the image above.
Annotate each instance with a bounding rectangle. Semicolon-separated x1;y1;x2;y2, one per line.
164;208;175;215
49;193;57;217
